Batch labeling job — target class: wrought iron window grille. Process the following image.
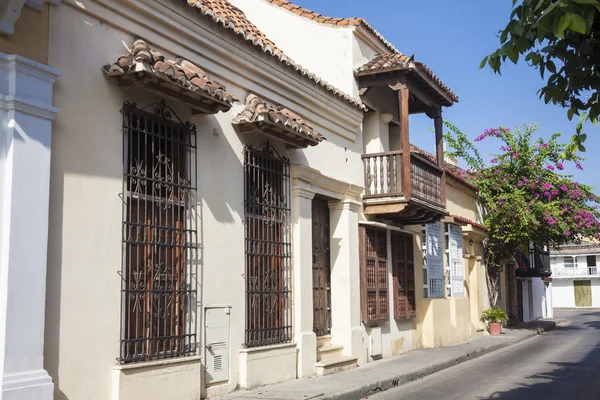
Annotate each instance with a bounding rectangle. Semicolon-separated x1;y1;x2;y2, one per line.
243;142;293;347
119;100;198;363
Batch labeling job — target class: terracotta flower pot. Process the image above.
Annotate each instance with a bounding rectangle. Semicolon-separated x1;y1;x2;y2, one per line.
489;322;502;335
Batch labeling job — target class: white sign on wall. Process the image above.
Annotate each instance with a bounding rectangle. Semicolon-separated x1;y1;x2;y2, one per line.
447;224;464;297
425;222;444;298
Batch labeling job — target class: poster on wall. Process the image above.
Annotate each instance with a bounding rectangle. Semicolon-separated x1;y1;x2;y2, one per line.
425;222;444;298
447;224;464;297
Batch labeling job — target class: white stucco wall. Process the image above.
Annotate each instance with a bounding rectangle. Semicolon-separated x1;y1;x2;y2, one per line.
521;278;546;322
229;0;356;95
553;280;577;308
552;278;600;308
45;1;364;399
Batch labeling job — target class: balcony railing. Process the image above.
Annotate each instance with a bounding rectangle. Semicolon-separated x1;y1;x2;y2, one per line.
552;266;599;277
362;150;402;197
362;151;443;206
410;154;443;205
531;249;552;275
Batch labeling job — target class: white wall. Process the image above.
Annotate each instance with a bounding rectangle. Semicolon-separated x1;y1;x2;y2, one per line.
552;278;600;308
531;278;545;320
520;278;545;322
553;280;577;308
229;0;356;95
45;1;364;399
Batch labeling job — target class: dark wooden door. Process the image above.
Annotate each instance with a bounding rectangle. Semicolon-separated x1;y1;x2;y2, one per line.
312;198;331;337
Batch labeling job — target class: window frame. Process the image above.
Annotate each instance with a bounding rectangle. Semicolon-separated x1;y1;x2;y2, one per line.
391;231;416;319
359;226;390;325
119;100;198;364
243;142;293;348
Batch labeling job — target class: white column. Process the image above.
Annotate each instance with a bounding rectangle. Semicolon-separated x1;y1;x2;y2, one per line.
291;185;317;377
329;199;362;358
0;53;59;400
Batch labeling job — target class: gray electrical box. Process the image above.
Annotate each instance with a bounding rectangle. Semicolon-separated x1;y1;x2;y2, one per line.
205;306;231;384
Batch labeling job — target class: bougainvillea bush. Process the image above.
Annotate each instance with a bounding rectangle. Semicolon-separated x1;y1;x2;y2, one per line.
444;123;600;273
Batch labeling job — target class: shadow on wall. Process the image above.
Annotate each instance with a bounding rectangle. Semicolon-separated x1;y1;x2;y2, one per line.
43;78;242;399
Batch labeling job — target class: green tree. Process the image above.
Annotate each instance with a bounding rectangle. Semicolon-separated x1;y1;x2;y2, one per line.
482;0;600;151
444;123;600;305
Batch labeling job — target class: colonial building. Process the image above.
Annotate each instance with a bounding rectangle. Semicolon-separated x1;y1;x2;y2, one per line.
0;1;492;399
551;241;600;308
502;246;553;324
233;0;490;371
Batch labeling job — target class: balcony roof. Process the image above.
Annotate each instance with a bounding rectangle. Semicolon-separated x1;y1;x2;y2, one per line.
356;53;458;107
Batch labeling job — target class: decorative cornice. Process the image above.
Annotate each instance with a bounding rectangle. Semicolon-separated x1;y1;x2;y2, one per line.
291;163;363;198
0;95;59;120
291;185;316;200
0;53;60;82
328;199;362;212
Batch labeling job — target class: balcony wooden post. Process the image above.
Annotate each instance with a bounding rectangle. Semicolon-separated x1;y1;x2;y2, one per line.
397;84;412;200
432;109;446;206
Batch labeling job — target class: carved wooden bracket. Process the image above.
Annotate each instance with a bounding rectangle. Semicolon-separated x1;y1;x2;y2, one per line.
0;0;59;35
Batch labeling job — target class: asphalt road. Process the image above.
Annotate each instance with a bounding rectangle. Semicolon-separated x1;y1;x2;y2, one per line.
369;310;600;400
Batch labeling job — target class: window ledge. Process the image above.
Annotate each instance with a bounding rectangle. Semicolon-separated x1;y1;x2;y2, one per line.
113;355;202;371
239;342;297;354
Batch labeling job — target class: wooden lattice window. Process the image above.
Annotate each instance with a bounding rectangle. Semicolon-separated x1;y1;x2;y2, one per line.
243;143;292;347
392;231;416;319
360;226;389;324
120;100;197;363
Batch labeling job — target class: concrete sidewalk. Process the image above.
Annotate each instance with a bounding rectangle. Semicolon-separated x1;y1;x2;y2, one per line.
212;320;556;400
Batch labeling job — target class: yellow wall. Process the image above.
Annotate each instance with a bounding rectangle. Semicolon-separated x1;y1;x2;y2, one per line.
414;176;488;349
446;177;481;223
0;5;49;63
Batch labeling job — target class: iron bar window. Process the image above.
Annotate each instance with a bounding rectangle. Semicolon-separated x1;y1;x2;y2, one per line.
120;100;197;363
243;142;292;347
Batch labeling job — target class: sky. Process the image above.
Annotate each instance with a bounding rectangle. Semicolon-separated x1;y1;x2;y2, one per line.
293;0;599;190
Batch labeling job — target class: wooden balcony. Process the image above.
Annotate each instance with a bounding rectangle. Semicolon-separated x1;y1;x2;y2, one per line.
362;151;447;224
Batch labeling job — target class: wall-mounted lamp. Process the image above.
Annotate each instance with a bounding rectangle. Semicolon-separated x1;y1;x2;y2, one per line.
469;239;474;246
381;113;393;124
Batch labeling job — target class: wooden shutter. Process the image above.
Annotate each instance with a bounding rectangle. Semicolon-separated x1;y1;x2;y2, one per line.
360;226;389;324
392;232;416;319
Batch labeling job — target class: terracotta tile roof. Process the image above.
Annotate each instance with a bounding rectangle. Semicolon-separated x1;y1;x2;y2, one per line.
409;145;478;192
103;39;236;113
553;241;600;255
184;0;365;110
263;0;398;53
356;53;459;104
233;94;324;147
450;215;488;232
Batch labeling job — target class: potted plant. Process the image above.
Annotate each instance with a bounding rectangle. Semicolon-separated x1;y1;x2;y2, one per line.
481;307;509;335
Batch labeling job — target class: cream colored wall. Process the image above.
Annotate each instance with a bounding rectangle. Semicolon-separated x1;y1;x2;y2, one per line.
415;180;488;348
0;5;49;64
45;1;363;399
446;178;480;223
414;241;474;349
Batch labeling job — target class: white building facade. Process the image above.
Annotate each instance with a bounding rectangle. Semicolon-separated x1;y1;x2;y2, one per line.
551;242;600;308
0;1;492;399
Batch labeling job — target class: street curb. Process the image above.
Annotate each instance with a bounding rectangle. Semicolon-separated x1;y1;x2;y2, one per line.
325;322;556;400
